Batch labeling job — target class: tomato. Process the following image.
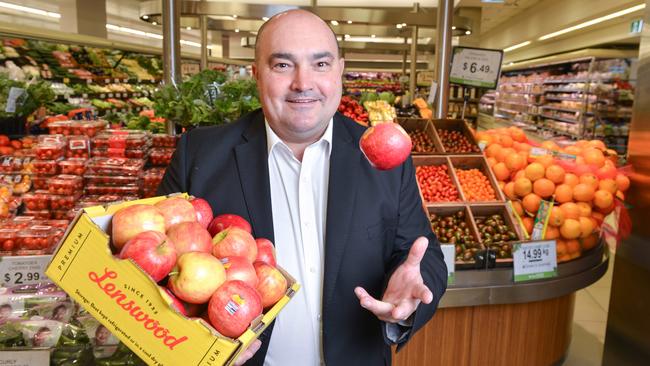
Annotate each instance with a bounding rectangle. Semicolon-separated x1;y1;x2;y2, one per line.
0;135;9;147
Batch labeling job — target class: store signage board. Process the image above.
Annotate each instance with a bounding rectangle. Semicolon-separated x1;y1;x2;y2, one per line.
440;244;456;285
449;46;503;89
0;350;49;366
631;19;644;34
0;255;52;286
512;240;558;282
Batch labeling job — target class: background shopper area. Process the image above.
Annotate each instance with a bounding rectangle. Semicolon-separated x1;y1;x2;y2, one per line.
0;0;649;365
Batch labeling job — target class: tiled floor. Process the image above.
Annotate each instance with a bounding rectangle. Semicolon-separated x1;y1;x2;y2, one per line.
563;250;614;366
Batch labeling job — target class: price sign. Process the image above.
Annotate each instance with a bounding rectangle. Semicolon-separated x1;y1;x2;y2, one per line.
449;46;503;89
512;241;558;282
0;350;49;366
0;255;52;286
440;244;456;285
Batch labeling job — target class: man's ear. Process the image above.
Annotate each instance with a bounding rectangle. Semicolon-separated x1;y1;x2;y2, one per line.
338;57;345;75
252;63;259;80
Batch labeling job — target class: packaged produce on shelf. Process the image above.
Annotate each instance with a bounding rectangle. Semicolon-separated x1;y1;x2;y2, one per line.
152;134;178;148
338;96;368;125
412;98;433;119
58;158;87;175
150;147;175;166
476;126;630;262
363;100;397;124
44;194;298;366
86;157;145;176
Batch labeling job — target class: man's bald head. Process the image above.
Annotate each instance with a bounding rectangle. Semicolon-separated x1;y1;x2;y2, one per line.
254;9;341;62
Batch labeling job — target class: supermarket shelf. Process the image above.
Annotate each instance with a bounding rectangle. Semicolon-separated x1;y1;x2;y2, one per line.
540;114;580;124
541;105;583;114
544;89;593;93
56;91;152;101
543;79;588;84
499;81;541;86
495;107;529;115
537;126;583;139
544;96;589;102
449;98;479;103
498;91;543;96
496;100;531;108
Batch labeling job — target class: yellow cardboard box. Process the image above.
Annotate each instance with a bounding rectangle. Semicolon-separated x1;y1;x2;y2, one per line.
45;195;299;366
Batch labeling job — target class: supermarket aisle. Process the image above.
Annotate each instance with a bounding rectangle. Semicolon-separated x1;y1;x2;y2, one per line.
564;251;614;366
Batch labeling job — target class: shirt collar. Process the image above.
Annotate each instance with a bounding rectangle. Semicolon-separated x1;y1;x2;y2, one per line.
265;118;334;157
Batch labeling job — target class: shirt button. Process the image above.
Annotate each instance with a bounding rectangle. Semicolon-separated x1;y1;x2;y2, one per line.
317;314;322;321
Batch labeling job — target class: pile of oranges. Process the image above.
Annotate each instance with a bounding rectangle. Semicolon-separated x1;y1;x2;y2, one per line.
475;127;630;262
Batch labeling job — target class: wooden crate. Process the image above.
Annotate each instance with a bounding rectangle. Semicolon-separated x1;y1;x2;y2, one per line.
398;118;443;155
432;119;481;154
449;155;506;203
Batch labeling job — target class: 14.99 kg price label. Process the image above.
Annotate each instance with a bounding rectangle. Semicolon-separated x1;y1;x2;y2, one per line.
0;255;52;286
512;241;558;282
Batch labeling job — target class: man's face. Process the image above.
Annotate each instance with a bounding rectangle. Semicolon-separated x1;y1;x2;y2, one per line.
34;329;50;347
253;11;344;144
0;306;10;320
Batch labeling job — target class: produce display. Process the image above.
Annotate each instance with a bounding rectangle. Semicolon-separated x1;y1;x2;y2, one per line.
455;168;497;202
415;165;459;203
409;129;436;153
438;129;481;153
338;96;368;125
476;126;630;262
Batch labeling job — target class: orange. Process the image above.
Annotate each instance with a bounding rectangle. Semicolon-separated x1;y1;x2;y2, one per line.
588;139;606;151
518;143;532;152
541;141;560;151
514;177;533;197
514;170;526;181
505;153;525;172
536;154;555;169
486;157;497;168
564;173;579;187
522;216;534;235
576;202;592;217
496;147;516;163
564;145;582;156
533;178;555;198
554;184;573;204
512;200;525;217
511;129;527;143
572;183;596;202
525;162;546;181
522;193;542;214
596;164;617;180
545;226;560;240
598;178;618;194
579;173;599;190
578;216;594;238
615;174;630;192
583;148;606;168
593;190;614;209
492;162;511;182
560;218;581;239
548;206;565;227
545;165;566;184
566;239;581;254
500;135;513;148
485;143;502;159
503;182;517;200
556;239;568;256
580;234;599;251
597;203;616;215
591;212;605;226
575;140;589;148
560;202;580;220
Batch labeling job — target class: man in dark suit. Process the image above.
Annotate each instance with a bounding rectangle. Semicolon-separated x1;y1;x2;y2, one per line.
158;9;447;365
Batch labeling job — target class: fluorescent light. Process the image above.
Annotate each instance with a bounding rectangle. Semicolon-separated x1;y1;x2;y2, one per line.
371;34;376;38
152;21;158;25
186;26;191;30
0;1;60;18
262;17;269;21
330;20;338;26
347;20;352;24
503;40;531;52
465;30;471;35
402;23;406;26
396;24;403;29
451;26;456;30
107;23;198;46
232;15;237;18
344;34;350;39
234;29;240;33
539;3;646;40
180;40;200;47
142;15;149;20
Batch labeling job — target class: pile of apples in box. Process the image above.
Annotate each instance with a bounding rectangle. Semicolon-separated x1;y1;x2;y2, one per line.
111;196;286;339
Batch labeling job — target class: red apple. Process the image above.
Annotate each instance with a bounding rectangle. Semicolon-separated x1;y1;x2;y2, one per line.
208;280;262;338
208;214;252;236
221;256;258;288
119;231;177;282
190;198;214;229
111;204;166;250
161;287;187;316
166;221;213;256
212;227;257;263
255;238;277;267
168;252;226;304
254;263;287;309
155;197;197;228
359;122;412;171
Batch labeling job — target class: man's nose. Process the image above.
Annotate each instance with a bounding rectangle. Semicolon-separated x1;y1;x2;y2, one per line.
290;66;313;92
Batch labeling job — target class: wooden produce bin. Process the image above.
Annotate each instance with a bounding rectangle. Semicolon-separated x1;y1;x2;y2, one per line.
449;155;506;203
432;119;481;154
412;156;464;207
398;118;443;155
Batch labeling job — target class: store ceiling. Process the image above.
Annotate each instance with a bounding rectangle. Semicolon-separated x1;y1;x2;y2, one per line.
457;0;540;34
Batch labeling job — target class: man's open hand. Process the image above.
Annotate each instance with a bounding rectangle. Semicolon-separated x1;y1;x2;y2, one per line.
354;237;433;323
234;339;261;366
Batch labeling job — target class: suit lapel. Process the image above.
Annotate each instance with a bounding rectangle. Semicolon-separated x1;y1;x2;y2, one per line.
234;112;275;243
323;115;361;312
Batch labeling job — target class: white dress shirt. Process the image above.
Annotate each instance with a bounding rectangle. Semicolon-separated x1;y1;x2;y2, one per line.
264;119;333;366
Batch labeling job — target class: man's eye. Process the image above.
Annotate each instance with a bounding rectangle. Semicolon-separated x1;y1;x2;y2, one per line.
317;62;330;68
274;63;290;69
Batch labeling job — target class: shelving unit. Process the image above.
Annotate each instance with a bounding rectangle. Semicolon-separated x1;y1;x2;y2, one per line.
491;57;634;155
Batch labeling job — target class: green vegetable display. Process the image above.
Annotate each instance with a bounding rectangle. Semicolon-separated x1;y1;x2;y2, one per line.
153;69;260;127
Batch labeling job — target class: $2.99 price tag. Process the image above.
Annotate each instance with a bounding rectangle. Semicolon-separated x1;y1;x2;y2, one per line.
0;255;52;286
512;241;558;282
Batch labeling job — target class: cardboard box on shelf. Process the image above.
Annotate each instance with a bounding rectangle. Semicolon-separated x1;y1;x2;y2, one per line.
45;194;299;366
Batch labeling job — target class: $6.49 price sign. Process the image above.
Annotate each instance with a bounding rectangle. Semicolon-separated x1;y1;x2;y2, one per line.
0;255;52;286
512;241;558;282
449;46;503;89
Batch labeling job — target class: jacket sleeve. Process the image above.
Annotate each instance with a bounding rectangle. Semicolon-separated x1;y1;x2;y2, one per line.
157;132;189;196
383;156;448;350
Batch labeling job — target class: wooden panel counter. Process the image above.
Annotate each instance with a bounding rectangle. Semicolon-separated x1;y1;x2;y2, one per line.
392;243;609;366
